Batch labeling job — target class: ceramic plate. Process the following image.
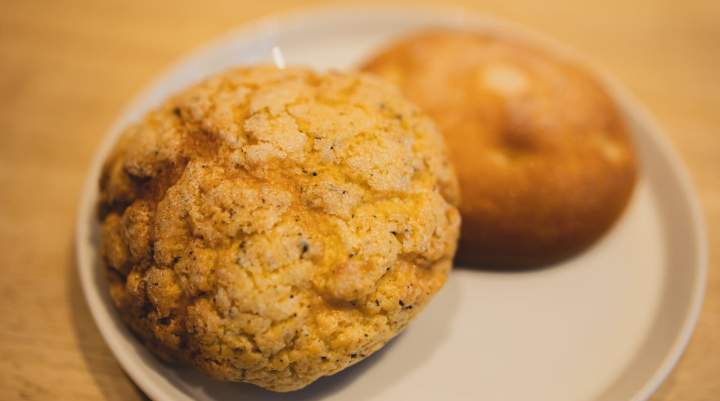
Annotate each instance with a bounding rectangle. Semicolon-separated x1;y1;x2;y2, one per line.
76;6;707;401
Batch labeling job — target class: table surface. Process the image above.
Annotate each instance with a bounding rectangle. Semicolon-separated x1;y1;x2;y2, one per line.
1;0;718;400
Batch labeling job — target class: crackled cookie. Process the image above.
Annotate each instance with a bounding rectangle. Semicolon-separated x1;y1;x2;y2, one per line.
98;66;460;391
362;29;636;267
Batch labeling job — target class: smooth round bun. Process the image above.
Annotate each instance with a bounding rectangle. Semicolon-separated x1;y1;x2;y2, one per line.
362;29;636;268
98;66;460;391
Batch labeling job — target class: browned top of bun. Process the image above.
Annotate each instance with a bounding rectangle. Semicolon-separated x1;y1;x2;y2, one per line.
362;29;637;267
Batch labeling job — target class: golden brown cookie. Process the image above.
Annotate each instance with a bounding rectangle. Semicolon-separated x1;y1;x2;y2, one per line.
98;66;460;391
362;29;637;268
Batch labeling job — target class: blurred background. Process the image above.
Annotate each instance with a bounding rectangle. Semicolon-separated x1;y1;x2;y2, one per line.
0;0;717;400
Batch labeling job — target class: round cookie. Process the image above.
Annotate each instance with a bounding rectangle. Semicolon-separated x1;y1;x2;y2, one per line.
98;66;460;391
362;29;637;268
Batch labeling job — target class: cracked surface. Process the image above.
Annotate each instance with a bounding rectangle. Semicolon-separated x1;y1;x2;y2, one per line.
98;66;460;391
362;29;636;267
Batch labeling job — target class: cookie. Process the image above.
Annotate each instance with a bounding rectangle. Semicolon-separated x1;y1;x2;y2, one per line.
98;66;460;391
362;29;636;267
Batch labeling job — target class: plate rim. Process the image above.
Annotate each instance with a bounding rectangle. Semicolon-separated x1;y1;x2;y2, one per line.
74;5;708;401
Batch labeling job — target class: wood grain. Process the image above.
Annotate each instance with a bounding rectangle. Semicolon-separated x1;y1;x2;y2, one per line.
0;0;717;400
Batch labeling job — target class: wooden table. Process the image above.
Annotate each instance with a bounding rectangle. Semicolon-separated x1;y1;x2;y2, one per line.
1;0;717;400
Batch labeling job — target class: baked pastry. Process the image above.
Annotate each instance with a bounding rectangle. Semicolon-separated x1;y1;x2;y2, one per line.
362;29;636;267
98;66;460;391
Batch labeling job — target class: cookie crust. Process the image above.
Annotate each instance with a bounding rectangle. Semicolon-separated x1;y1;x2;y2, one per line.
98;66;460;391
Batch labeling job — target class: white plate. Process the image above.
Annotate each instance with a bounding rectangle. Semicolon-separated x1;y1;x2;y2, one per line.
76;6;708;401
